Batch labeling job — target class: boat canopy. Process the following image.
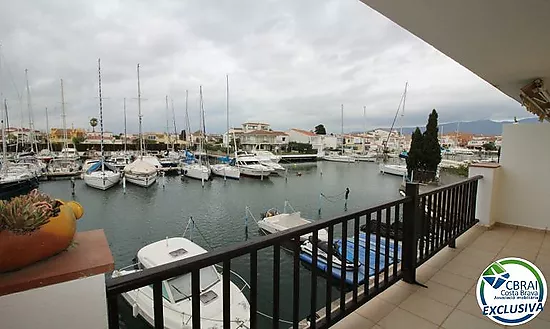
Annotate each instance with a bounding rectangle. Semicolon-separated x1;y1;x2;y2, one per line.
86;160;117;174
124;159;157;174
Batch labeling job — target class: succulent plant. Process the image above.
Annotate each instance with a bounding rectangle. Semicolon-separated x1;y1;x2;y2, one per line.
0;190;59;235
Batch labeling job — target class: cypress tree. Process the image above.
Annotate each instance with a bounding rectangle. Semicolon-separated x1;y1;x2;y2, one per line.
422;109;442;174
406;127;423;177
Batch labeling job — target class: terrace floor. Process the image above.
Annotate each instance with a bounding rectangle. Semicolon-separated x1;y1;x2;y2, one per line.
330;224;550;329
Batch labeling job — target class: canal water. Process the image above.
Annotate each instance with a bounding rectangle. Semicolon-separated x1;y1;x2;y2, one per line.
39;161;404;328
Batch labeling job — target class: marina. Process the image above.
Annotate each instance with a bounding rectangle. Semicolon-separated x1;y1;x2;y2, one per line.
38;160;405;328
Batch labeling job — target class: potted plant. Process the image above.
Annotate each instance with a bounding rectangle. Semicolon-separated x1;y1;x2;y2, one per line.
0;190;84;272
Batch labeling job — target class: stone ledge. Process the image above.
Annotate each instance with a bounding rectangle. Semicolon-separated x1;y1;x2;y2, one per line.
0;230;114;297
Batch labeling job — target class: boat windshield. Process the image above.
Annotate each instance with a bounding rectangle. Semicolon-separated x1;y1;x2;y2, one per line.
167;266;220;303
241;160;259;165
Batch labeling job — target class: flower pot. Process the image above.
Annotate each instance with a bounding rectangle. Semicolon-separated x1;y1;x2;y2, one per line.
0;201;83;273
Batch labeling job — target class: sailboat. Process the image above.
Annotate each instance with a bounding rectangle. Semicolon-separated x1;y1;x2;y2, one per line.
1;95;38;199
37;107;54;162
124;64;158;188
183;86;211;181
47;79;81;178
323;104;355;163
158;96;180;168
212;75;240;180
83;59;121;190
379;83;409;177
354;106;377;162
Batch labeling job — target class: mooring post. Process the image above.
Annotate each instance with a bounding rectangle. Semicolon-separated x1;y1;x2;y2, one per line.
402;182;420;284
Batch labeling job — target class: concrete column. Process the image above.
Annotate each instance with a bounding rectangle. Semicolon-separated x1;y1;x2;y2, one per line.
468;163;501;227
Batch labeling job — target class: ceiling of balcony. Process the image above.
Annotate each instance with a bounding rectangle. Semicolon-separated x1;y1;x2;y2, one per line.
360;0;550;106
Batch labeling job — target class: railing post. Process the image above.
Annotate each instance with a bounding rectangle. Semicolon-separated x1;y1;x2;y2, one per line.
402;182;419;284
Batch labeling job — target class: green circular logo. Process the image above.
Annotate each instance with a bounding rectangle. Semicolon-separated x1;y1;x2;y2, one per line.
476;257;547;326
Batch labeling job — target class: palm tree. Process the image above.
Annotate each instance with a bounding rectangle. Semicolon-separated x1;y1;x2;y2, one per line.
89;117;98;132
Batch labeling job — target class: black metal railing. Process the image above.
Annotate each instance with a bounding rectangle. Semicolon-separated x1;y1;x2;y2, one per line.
105;175;482;329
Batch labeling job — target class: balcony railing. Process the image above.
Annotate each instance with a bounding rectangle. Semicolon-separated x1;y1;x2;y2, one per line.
105;176;482;329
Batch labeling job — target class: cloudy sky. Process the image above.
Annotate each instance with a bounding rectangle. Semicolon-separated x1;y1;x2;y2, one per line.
0;0;525;135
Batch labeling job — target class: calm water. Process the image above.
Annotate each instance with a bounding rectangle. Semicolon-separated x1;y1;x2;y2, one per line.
39;161;403;328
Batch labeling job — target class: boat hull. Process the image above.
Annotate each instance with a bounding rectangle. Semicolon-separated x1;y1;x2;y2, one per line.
238;166;270;178
182;164;211;181
83;172;121;190
125;172;157;187
211;164;240;179
323;156;356;163
0;177;39;200
379;164;407;176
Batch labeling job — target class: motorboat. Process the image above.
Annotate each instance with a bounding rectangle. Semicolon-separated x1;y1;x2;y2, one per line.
159;150;180;168
235;153;271;178
83;160;121;190
353;151;377;162
107;154;132;170
211;156;240;180
36;149;55;162
258;205;328;242
57;148;80;160
252;150;281;163
124;158;158;187
0;165;39;200
379;163;408;177
322;151;356;163
112;237;251;329
256;159;285;174
14;154;46;178
46;158;81;179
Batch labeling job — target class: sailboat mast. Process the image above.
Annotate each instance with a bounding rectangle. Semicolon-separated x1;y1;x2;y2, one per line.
2;99;6;169
25;69;35;153
363;105;366;154
45;107;51;151
123;98;127;153
341;104;344;154
60;79;67;159
171;98;177;151
165;95;170;151
185;89;189;144
136;64;143;157
98;58;105;173
226;74;230;156
198;86;203;165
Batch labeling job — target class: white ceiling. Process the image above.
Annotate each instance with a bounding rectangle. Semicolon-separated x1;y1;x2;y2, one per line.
360;0;550;104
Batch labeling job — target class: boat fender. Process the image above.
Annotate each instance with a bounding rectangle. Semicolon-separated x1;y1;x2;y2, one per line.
132;303;139;317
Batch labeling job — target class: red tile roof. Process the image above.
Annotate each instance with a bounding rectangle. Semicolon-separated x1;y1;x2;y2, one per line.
290;128;316;137
245;130;288;136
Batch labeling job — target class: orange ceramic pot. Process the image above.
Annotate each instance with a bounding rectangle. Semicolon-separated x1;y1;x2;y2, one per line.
0;201;84;273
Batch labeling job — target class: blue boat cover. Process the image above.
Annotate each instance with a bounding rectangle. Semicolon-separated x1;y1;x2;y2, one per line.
86;160;117;174
218;155;231;164
299;233;402;285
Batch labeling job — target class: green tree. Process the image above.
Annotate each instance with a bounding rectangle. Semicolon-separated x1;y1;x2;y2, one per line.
72;135;85;145
314;124;327;135
406;127;423;177
421;109;442;174
482;142;497;151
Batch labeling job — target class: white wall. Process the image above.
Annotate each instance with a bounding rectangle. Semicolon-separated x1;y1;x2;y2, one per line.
496;123;550;229
286;130;311;144
0;274;108;329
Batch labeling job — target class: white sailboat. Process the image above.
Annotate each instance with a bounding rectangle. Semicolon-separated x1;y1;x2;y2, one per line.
159;96;180;168
183;86;211;181
108;98;132;169
380;83;408;176
47;79;80;178
354;106;377;162
83;59;121;190
212;75;240;180
124;64;158;187
323;104;355;163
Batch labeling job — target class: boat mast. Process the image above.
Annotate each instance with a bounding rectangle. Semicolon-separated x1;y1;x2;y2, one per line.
2;98;6;170
45;107;51;152
199;86;204;165
385;82;408;152
184;89;190;147
400;82;408;150
165;95;170;151
341;104;344;154
363;105;366;154
226;74;230;156
25;69;36;153
136;64;143;158
60;79;68;160
171;98;177;151
123;98;127;154
97;58;105;173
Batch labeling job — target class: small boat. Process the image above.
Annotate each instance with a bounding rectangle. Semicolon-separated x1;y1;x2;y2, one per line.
353;152;377;162
46;158;81;178
57;147;80;160
379;163;408;177
124;158;158;187
322;151;356;163
182;161;211;181
14;153;46;178
252;150;281;164
112;237;251;329
83;160;121;190
107;153;132;170
159;151;180;168
258;206;328;241
257;159;285;174
235;153;271;178
36;149;54;162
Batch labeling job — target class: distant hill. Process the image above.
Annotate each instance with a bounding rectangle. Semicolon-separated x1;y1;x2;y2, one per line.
379;118;540;136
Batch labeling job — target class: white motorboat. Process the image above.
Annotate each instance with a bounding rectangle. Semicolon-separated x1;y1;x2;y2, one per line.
14;154;46;178
211;163;240;180
256;158;285;174
112;238;251;329
353;152;377;162
36;149;54;162
83;160;120;190
159;151;180;168
235;153;271;178
252;150;281;164
322;152;356;163
47;158;80;178
124;158;158;187
107;154;132;170
379;163;408;177
258;205;328;242
182;162;211;181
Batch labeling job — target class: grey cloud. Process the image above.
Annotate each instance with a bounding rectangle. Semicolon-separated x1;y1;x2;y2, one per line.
0;0;525;136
